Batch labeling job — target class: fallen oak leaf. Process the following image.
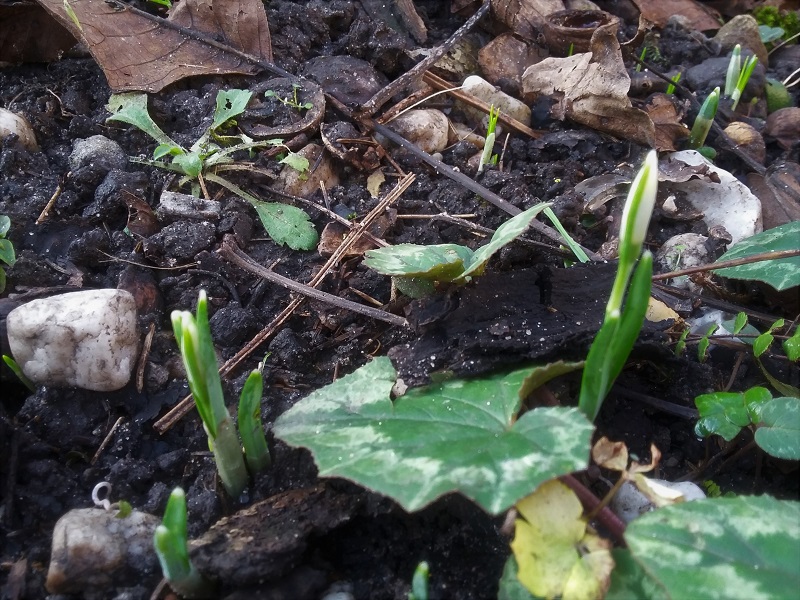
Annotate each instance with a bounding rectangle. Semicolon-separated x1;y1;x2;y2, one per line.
34;0;272;92
522;20;655;147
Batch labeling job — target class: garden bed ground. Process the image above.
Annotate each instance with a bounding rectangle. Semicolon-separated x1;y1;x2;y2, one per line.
0;0;798;598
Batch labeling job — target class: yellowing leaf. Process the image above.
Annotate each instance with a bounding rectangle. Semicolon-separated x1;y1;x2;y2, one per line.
511;479;613;600
563;535;614;600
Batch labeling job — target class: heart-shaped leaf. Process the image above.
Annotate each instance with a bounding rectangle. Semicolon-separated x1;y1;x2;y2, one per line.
273;357;593;514
625;496;800;599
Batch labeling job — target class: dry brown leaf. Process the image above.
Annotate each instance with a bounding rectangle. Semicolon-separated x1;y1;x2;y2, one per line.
630;0;721;31
643;93;690;151
34;0;272;92
0;3;77;63
169;0;272;62
522;22;655;147
491;0;565;40
591;437;629;472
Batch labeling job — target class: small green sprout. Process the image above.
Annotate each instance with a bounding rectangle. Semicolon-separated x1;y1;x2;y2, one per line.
264;84;313;111
408;561;430;600
154;487;214;598
0;214;16;294
697;323;718;363
688;87;719;149
724;45;758;111
579;150;658;421
666;72;681;95
147;0;172;7
635;46;647;72
2;355;35;392
106;90;316;250
477;105;500;174
171;291;249;497
238;368;271;473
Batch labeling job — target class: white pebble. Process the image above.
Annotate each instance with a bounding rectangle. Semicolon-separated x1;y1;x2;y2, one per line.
7;289;139;391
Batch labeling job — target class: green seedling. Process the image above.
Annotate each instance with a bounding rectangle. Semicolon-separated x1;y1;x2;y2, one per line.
264;84;313;111
148;0;172;7
408;561;430;600
688;87;719;149
477;105;500;174
697;323;718;363
666;72;681;95
578;150;658;422
238;368;271;474
154;487;214;598
0;215;16;294
695;386;800;460
724;45;758;111
364;203;576;298
172;290;272;497
2;355;35;392
107;90;317;251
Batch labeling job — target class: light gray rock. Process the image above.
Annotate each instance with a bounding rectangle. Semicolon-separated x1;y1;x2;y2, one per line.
157;190;221;223
46;507;160;596
7;289;139;391
385;109;450;154
69;135;128;171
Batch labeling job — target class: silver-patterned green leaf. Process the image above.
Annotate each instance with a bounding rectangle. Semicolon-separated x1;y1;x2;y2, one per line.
461;202;550;278
754;398;800;459
273;357;593;514
713;222;800;291
364;244;474;281
625;496;800;600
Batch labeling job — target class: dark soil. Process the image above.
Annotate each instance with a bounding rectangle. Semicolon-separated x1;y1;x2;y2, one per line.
1;1;798;599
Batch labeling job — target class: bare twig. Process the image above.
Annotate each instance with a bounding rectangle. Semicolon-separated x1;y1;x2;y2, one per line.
219;237;408;327
358;0;491;117
154;174;415;433
653;249;800;281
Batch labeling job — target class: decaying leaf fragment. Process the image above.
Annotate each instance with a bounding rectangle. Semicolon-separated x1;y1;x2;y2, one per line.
34;0;272;92
522;21;655;147
511;479;614;600
491;0;565;40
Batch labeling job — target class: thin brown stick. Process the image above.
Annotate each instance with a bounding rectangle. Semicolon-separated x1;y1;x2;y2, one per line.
154;174;415;433
219;237;408;327
358;0;491;117
91;417;125;466
653;249;800;281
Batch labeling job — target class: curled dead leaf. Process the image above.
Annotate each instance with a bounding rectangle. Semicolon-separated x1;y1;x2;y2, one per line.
34;0;272;92
521;21;655;147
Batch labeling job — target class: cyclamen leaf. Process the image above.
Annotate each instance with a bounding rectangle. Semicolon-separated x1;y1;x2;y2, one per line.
625;496;800;599
713;222;800;291
273;357;593;514
279;151;309;173
461;202;550;278
250;201;318;251
511;480;613;599
364;244;474;281
0;215;10;236
754;398;800;459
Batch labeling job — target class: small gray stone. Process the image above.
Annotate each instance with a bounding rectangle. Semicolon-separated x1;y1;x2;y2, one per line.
714;15;769;66
7;289;139;391
46;508;160;596
156;190;221;223
69;135;128;172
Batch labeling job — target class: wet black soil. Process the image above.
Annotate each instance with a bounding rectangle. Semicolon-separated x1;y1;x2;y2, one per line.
1;1;798;599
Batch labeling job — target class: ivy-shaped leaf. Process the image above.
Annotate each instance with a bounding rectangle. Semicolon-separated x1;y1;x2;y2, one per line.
364;244;475;281
273;357;594;514
713;222;800;291
754;398;800;460
625;496;800;599
694;387;772;441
